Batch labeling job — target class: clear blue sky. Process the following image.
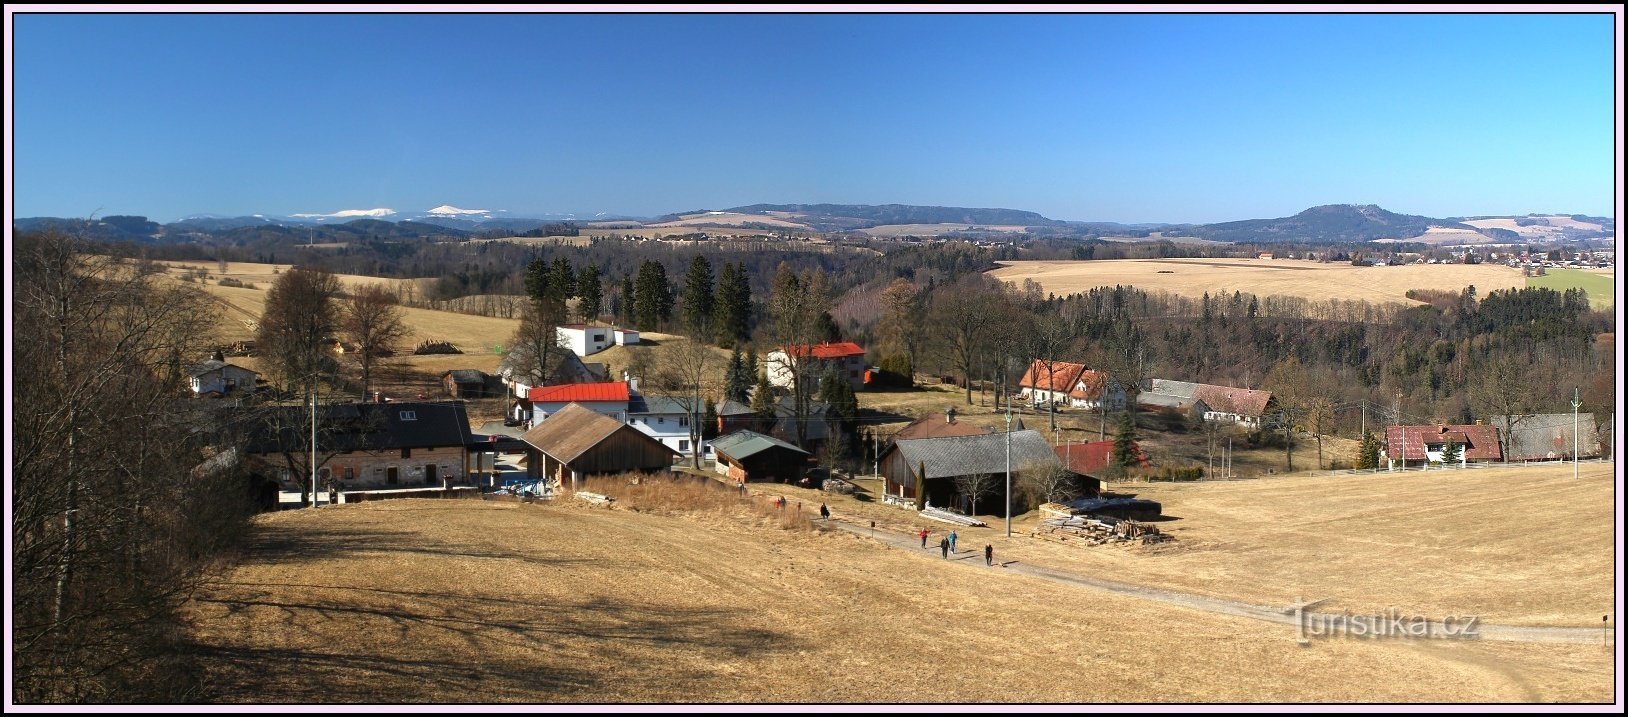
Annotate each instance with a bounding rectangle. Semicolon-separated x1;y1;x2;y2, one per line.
12;12;1618;223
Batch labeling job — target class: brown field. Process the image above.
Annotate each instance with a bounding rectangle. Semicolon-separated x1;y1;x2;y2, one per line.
1389;228;1497;245
159;259;425;295
185;485;1613;703
989;258;1527;305
653;212;813;229
860;223;1030;237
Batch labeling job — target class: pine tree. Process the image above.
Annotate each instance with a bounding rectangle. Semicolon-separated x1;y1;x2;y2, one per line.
1112;411;1138;468
713;261;747;348
724;346;748;403
750;366;776;425
634;260;673;331
619;274;636;326
1357;432;1381;470
548;257;576;302
702;400;720;440
576;265;602;324
1441;440;1462;465
524;256;550;305
681;255;715;340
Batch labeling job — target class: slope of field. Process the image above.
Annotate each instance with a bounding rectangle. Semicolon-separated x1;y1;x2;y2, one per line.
989;258;1526;305
1462;216;1607;240
191;281;519;350
860;223;1029;237
186;495;1611;703
159;260;422;294
1528;268;1616;310
652;212;811;229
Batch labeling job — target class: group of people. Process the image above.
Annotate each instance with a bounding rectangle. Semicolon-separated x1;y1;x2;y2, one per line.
917;527;995;566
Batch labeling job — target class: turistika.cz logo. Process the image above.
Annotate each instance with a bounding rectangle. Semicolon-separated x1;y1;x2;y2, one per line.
1291;598;1481;645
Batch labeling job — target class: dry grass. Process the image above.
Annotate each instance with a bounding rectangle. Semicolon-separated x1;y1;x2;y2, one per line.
654;212;812;229
860;223;1029;237
185;495;1612;703
988;258;1527;306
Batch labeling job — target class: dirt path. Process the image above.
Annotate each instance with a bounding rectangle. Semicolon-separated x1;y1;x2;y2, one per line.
823;517;1608;645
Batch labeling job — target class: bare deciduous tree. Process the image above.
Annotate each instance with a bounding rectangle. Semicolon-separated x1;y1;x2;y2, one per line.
343;284;410;398
952;472;999;516
256;266;342;392
646;337;721;467
929;275;1002;405
1018;459;1079;506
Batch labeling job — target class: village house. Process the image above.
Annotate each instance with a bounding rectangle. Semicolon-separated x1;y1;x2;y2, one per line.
715;399;759;435
187;352;259;397
554;324;641;357
525;381;632;425
518;403;678;490
626;393;709;458
1143;379;1274;427
497;348;597;405
1016;360;1126;411
1383;424;1504;469
880;430;1063;515
888;408;992;444
766;341;867;392
241;400;477;505
710;430;810;483
1491;414;1602;461
441;369;499;399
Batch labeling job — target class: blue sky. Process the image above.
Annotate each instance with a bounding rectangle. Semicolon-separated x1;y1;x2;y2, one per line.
11;12;1617;223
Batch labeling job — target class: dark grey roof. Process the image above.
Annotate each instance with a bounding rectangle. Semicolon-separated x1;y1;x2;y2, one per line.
889;430;1061;479
711;430;809;461
626;394;692;415
443;369;488;384
243;401;474;454
718;399;755;416
1491;414;1600;460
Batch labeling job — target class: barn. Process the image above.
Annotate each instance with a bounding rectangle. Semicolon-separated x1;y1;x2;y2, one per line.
519;403;678;489
880;430;1063;515
710;430;810;484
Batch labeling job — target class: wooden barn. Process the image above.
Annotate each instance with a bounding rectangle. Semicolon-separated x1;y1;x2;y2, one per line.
710;430;810;483
880;430;1064;514
519;403;678;489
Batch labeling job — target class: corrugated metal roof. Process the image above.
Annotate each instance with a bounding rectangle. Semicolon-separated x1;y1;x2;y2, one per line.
890;430;1061;479
711;430;810;461
527;381;631;403
1054;440;1146;474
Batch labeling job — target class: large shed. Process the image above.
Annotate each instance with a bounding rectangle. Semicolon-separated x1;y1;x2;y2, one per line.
711;430;810;483
880;430;1063;514
519;403;678;488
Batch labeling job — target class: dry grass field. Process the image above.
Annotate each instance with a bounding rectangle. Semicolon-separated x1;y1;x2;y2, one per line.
989;258;1527;305
652;212;813;229
185;486;1613;703
860;223;1029;237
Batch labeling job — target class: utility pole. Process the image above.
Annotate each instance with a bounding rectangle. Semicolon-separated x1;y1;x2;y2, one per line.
872;428;879;478
310;378;318;508
1005;398;1013;538
1572;387;1581;480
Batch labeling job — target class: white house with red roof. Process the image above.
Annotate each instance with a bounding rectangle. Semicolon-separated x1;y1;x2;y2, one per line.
1017;360;1125;411
766;341;868;391
526;382;632;424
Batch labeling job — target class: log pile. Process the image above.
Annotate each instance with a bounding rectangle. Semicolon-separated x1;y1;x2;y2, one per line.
1038;515;1172;546
822;478;856;495
574;491;613;507
413;339;463;355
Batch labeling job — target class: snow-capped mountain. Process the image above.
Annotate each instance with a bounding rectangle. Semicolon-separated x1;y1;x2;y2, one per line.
425;205;493;217
289;208;397;220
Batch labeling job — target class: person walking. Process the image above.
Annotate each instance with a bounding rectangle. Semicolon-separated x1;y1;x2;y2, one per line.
948;530;958;554
939;536;950;559
819;503;830;521
984;544;994;566
919;528;929;548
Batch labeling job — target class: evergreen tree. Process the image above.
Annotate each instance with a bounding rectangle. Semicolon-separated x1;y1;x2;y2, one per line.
619;274;636;326
702;400;720;441
548;257;576;302
713;261;752;347
576;264;602;324
1112;411;1138;468
681;255;715;340
750;366;776;425
820;368;858;434
1440;440;1462;465
633;260;673;331
724;346;749;403
1357;432;1381;470
524;256;550;305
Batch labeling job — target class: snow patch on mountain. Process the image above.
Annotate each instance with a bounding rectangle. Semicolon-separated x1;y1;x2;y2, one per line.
291;208;396;218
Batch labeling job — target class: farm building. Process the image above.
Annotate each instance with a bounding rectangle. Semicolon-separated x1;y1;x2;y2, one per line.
441;369;498;399
711;430;810;483
887;408;992;445
766;342;867;392
1017;360;1125;411
1384;424;1504;469
716;399;760;435
525;381;631;425
241;400;477;503
1054;440;1140;491
1144;379;1274;427
497;348;597;402
187;353;259;397
880;430;1063;515
1491;414;1602;461
518;403;678;489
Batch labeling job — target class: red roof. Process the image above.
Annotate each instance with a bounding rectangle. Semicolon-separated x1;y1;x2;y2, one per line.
1068;370;1113;400
1019;360;1087;393
783;342;866;360
1191;384;1273;417
1384;425;1503;462
1055;440;1147;474
527;381;631;403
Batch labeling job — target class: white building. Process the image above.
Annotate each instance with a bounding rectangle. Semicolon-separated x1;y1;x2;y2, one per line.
187;358;258;397
626;394;711;458
555;324;641;357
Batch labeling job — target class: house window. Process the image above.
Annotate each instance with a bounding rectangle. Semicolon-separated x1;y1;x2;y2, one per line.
679;416;689;427
657;417;664;424
401;448;411;459
400;410;417;421
679;440;689;452
387;466;399;485
344;466;355;480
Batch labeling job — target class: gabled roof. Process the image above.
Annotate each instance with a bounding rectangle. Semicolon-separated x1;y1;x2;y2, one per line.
717;399;756;417
186;359;257;378
443;369;488;384
527;381;630;403
1490;414;1601;460
779;342;866;360
1068;370;1114;400
892;412;993;442
1385;424;1503;462
1147;379;1272;417
889;430;1061;480
243;401;473;454
520;403;675;463
626;394;691;415
1019;360;1086;393
1055;440;1147;474
711;430;810;462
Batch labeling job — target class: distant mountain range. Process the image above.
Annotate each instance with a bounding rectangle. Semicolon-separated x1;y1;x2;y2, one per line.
14;202;1613;245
